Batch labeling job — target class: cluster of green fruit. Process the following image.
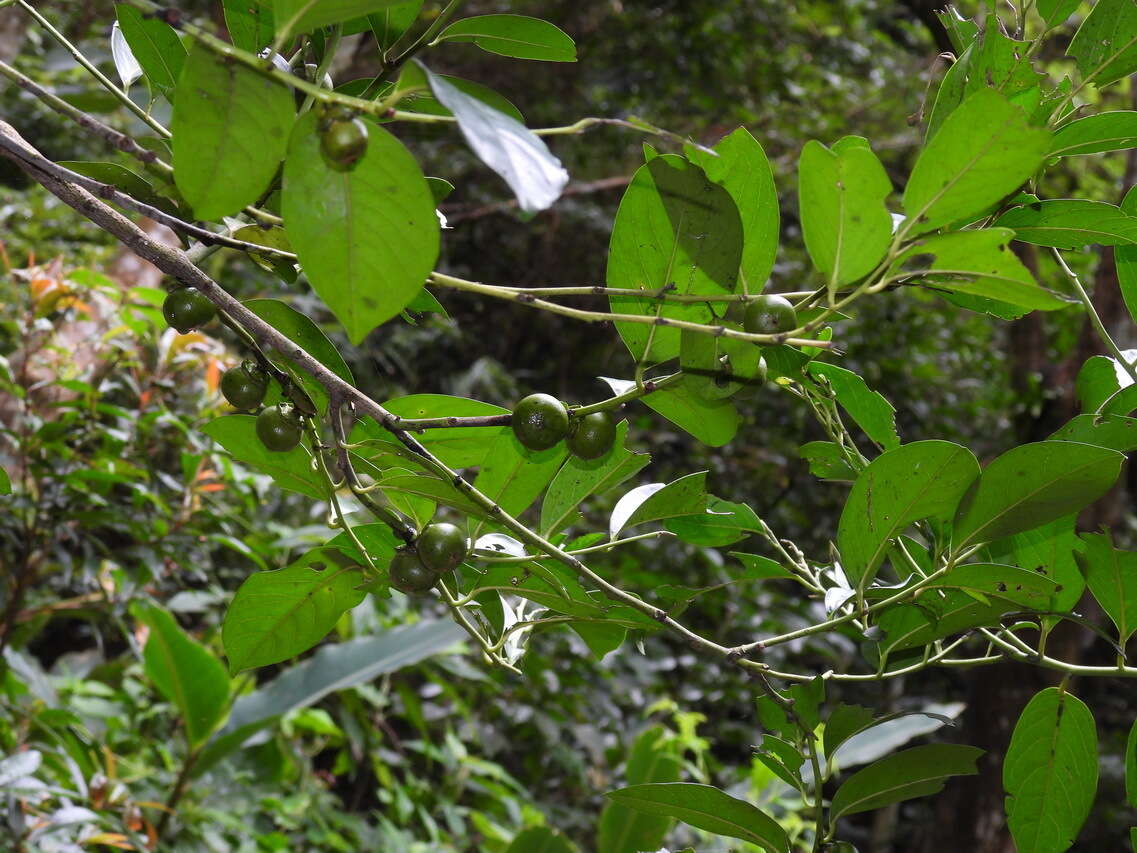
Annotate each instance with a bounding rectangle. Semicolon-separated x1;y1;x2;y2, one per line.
319;104;369;172
388;521;471;594
512;394;616;459
162;287;302;453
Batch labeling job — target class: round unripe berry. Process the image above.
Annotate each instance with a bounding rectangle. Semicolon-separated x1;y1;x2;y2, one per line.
511;393;570;451
416;522;469;575
319;103;356;130
567;412;616;460
220;362;269;410
389;550;435;594
162;287;215;333
256;404;302;452
321;118;369;171
743;294;797;335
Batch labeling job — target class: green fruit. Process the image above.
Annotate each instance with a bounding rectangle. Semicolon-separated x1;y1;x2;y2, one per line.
319;102;356;129
416;522;469;575
320;118;369;171
220;363;269;410
512;393;570;451
162;287;215;333
567;412;616;460
256;404;302;452
389;550;435;594
743;294;797;334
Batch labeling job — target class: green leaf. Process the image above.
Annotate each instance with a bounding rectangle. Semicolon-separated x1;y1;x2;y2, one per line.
1004;687;1098;853
1050;414;1137;452
987;515;1085;613
641;382;741;447
172;44;295;220
1038;0;1082;26
1115;185;1137;325
797;136;893;297
894;229;1071;311
0;467;10;494
875;563;1057;654
902;89;1050;235
665;497;762;546
115;5;186;95
58;161;180;216
799;441;857;481
1068;0;1137;89
421;63;567;212
1126;717;1137;808
1051;111;1137;157
369;2;422;51
604;783;789;853
1076;531;1137;644
136;605;230;747
952;440;1124;549
203;415;329;499
993;200;1137;248
222;620;463;734
437;15;576;62
282;111;439;343
610;472;708;539
223;532;394;672
274;0;407;39
244;298;355;415
540;421;650;536
385;394;510;467
396;65;525;123
505;827;579;853
823;704;877;761
223;0;274;52
838;440;980;591
686;127;780;290
806;362;900;449
1075;355;1122;412
830;744;983;822
607;155;743;363
472;432;567;532
597;727;683;853
730;552;795;581
679;323;765;400
378;472;490;521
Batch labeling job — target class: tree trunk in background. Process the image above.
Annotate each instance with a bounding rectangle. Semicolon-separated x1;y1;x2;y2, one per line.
0;7;26;63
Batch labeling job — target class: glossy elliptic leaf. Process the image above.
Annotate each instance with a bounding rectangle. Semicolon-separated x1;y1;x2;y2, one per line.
679;323;765;399
1068;0;1137;89
540;421;650;536
798;136;893;296
472;432;567;533
806;362;900;449
874;563;1057;654
952;440;1124;550
244;298;355;415
203;415;329;499
369;1;423;51
830;744;982;822
422;63;568;212
115;5;186;94
379;472;490;521
731;552;795;581
273;0;407;39
597;727;683;853
687;127;780;290
223;541;375;673
1126;717;1137;808
505;827;579;853
1076;532;1137;644
282;111;439;343
610;471;707;539
902;89;1050;235
223;0;274;52
988;515;1085;612
1038;0;1082;26
437;15;576;62
1075;355;1122;412
1116;186;1137;326
607;155;744;363
894;229;1070;311
396;64;525;123
59;161;180;216
665;497;763;546
641;382;741;447
1004;687;1098;853
1051;111;1137;156
222;620;464;735
993;200;1137;248
838;440;980;590
172;44;295;220
137;605;229;747
799;441;858;481
385;394;510;467
604;783;789;853
1050;413;1137;453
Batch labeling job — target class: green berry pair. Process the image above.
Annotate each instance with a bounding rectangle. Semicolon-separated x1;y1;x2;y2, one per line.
389;522;471;594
